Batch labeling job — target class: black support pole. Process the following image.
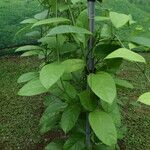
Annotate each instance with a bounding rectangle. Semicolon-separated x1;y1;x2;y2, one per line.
86;0;95;149
87;0;95;73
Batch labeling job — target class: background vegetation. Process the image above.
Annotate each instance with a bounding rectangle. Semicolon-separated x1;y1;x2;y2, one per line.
0;0;41;48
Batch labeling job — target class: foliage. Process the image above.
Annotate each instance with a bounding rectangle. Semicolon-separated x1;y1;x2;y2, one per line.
1;55;149;149
16;0;149;149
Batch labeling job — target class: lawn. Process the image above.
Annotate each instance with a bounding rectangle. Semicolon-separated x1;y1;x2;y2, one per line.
0;54;150;150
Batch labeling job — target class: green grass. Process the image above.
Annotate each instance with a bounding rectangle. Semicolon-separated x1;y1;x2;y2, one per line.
0;54;150;149
0;0;41;48
0;57;43;149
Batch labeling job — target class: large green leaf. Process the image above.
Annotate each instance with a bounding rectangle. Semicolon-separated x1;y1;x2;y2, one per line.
61;104;81;133
47;25;92;36
60;43;77;54
89;110;117;146
40;99;67;134
59;81;77;99
38;35;66;47
45;142;62;150
138;92;150;106
105;48;146;63
62;59;85;73
71;0;80;4
34;10;48;20
114;78;134;89
63;134;85;150
21;18;37;24
32;17;70;28
15;45;44;52
95;16;110;22
101;101;121;127
76;9;88;29
109;11;130;28
40;113;60;134
20;50;41;57
79;91;96;111
17;72;38;83
130;36;150;48
88;72;116;104
18;79;48;96
40;63;65;89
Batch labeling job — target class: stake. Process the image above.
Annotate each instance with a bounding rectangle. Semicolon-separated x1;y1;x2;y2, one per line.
87;0;95;73
86;0;95;149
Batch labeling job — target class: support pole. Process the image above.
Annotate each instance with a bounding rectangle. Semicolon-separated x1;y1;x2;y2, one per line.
86;0;95;149
87;0;95;73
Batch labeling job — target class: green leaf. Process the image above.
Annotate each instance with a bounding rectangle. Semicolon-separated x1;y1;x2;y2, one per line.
38;35;66;47
105;48;146;63
15;25;31;37
40;99;67;134
20;18;37;24
109;11;130;28
138;92;150;106
62;59;85;73
20;50;40;57
63;134;85;150
95;16;110;22
101;101;121;127
61;81;77;99
15;45;44;52
40;63;65;89
101;24;111;38
45;142;62;150
26;31;40;37
79;91;96;111
44;99;67;115
34;10;48;20
32;17;70;28
130;37;150;48
17;72;38;83
60;43;77;54
40;113;60;134
47;25;92;36
114;78;134;89
61;104;81;133
18;79;48;96
76;9;88;29
89;110;117;146
71;0;81;4
88;72;116;104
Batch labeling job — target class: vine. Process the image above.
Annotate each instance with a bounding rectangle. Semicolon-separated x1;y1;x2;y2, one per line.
16;0;150;149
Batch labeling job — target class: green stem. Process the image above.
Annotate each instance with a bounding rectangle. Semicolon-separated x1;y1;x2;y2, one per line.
67;1;75;25
55;0;60;62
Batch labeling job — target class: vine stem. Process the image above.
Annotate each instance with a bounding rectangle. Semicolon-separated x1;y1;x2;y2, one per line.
55;0;60;62
67;1;75;25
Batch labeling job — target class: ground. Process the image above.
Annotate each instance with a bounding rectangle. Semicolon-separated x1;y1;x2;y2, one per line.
0;54;150;150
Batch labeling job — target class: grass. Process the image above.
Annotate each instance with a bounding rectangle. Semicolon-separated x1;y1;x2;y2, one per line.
0;0;41;48
0;54;150;149
0;57;43;150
